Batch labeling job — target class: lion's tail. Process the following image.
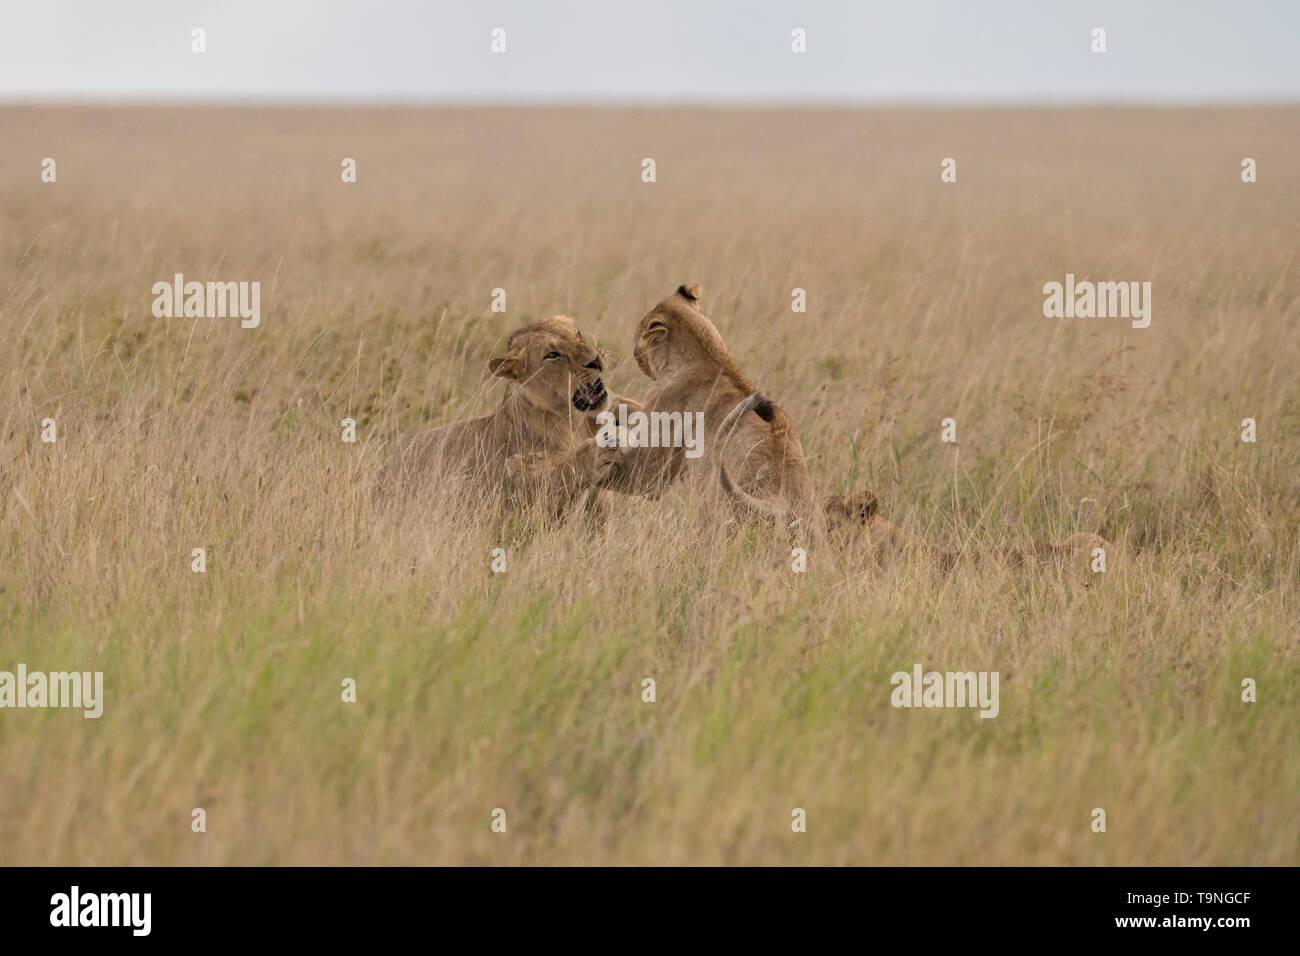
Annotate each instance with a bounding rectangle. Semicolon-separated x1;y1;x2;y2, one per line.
714;392;795;526
713;391;772;447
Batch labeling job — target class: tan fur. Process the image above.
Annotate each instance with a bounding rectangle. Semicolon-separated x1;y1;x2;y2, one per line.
593;285;843;538
379;316;639;524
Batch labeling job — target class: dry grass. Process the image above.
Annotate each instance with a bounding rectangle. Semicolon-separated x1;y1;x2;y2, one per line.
1;105;1297;864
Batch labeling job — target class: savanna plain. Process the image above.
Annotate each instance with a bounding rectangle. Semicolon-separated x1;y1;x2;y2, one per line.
1;106;1296;864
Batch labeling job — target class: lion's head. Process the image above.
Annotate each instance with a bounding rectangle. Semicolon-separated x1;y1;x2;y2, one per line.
823;489;881;531
632;284;752;390
487;316;611;416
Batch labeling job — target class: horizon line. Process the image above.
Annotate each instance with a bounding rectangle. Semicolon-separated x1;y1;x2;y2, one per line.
4;94;1299;110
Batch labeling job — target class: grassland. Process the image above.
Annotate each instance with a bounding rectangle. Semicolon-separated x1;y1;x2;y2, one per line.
0;106;1297;864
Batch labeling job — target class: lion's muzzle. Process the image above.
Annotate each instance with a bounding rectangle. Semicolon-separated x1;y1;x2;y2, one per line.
572;379;607;411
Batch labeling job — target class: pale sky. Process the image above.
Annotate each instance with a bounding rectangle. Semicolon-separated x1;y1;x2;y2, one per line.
1;0;1297;104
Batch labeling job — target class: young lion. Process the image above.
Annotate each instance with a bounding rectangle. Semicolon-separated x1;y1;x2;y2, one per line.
380;316;639;524
586;284;871;539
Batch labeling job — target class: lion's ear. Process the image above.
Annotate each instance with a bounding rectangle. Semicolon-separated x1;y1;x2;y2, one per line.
825;490;880;528
677;284;703;304
843;490;880;525
487;347;527;380
639;319;668;347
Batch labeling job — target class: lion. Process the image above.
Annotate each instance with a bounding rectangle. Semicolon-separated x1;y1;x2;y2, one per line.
379;315;639;524
584;284;870;540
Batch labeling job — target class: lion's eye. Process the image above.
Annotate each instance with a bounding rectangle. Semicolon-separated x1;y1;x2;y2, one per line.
545;351;562;360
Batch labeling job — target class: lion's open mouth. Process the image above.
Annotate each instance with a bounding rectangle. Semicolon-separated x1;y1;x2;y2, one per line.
571;379;607;411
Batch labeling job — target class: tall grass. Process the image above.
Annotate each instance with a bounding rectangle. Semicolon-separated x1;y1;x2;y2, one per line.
0;106;1296;863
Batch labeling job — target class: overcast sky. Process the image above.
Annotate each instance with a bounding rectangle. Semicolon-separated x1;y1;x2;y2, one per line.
1;0;1297;104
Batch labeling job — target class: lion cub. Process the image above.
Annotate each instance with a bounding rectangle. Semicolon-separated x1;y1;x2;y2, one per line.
587;284;871;539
